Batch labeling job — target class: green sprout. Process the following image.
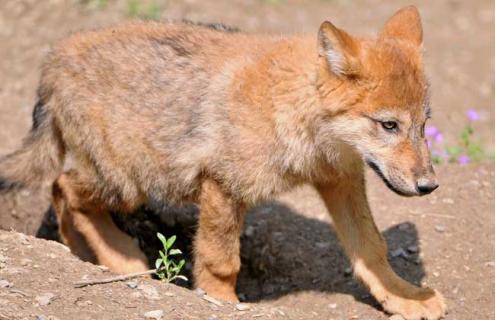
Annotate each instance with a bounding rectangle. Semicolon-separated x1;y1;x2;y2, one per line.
155;233;187;283
127;0;162;20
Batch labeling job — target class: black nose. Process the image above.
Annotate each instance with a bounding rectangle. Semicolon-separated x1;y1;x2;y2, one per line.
416;180;439;195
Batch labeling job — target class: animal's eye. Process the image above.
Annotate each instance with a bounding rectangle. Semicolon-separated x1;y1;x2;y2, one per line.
381;121;398;132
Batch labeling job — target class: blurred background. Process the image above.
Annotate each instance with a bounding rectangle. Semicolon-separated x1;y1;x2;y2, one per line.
0;1;494;319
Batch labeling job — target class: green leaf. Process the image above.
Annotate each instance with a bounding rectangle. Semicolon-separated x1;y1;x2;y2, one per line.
155;258;163;270
166;235;176;249
157;233;167;248
446;146;461;157
169;249;182;256
159;250;167;262
177;259;185;269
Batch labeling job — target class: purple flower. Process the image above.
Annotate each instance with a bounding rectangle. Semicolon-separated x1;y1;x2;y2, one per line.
466;109;480;122
457;154;470;165
434;133;444;144
425;126;439;137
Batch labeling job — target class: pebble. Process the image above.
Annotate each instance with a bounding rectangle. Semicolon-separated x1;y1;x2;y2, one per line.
235;303;250;311
435;225;446;233
344;267;353;276
164;291;175;297
143;309;164;320
328;303;337;309
0;279;12;288
202;294;223;307
207;316;218;320
194;287;206;297
389;315;405;320
442;198;454;204
433;271;440;277
244;225;255;237
97;265;109;272
20;258;32;266
138;284;161;300
36;293;55;306
485;261;495;267
407;245;419;253
391;247;408;258
75;299;93;307
126;280;138;289
315;242;331;249
238;293;247;301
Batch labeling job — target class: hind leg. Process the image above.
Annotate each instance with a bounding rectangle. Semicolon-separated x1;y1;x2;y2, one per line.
52;170;149;273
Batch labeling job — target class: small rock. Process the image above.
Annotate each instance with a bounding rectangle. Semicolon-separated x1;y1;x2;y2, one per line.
0;255;7;263
238;293;247;301
442;198;454;204
433;271;440;277
434;225;446;233
315;242;331;249
0;279;12;288
202;294;223;307
75;299;93;307
389;315;405;320
35;316;47;320
391;247;408;258
20;258;32;266
20;236;30;245
36;293;55;306
207;316;218;320
126;280;138;289
344;267;353;276
164;291;175;297
138;284;161;300
244;225;255;237
328;303;337;309
407;245;419;253
143;309;163;320
194;287;206;297
130;291;143;299
235;303;250;311
97;265;109;272
485;261;495;267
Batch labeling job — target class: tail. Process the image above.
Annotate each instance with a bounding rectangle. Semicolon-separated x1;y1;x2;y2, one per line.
0;100;64;192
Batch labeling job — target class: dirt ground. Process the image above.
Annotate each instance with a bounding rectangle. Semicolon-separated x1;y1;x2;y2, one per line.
0;0;494;319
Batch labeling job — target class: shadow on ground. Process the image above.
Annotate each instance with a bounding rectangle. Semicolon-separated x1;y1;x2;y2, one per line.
36;200;425;311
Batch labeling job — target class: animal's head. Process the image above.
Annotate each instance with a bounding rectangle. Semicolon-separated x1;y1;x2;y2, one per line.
316;6;437;196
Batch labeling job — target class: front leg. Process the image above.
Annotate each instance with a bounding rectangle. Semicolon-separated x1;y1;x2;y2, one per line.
316;173;447;320
193;179;245;302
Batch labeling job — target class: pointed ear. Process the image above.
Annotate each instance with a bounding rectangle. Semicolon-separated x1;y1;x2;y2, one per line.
318;21;361;78
381;6;423;46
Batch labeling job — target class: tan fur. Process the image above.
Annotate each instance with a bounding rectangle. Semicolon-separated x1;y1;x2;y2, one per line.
0;6;446;319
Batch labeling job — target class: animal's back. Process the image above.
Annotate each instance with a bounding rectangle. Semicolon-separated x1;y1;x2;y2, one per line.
39;22;275;207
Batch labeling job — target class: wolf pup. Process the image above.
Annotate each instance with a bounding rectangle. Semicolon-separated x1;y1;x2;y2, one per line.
0;6;446;319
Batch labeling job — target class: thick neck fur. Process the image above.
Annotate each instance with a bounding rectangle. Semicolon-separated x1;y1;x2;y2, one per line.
233;36;360;185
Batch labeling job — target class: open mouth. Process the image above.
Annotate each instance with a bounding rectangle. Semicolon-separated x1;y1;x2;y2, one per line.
365;159;415;197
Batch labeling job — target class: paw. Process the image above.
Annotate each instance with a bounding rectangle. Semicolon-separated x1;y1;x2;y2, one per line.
381;289;447;320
